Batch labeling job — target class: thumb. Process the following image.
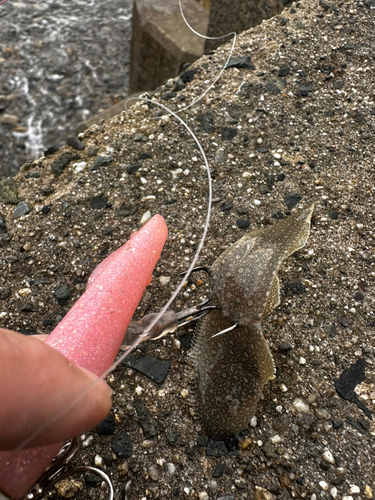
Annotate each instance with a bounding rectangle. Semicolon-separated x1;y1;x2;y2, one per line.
0;328;112;451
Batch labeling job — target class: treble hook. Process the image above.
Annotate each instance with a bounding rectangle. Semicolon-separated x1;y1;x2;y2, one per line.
21;439;114;500
123;300;217;348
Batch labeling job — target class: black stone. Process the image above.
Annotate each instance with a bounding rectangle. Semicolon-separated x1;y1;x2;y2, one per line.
283;281;306;295
161;92;177;101
54;284;71;306
206;435;240;457
320;460;331;471
259;184;269;195
328;211;338;220
67;135;85;151
180;69;196;83
271;210;284;220
213;463;225;477
197;113;214;133
0;234;10;247
133;399;160;438
51;152;76;177
0;286;11;300
138;152;152;160
84;473;101;486
96;416;115;435
0;214;7;234
44;146;59;157
284;193;302;209
173;77;186;91
354;292;364;301
40;187;55;197
116;203;137;217
278;341;293;352
236;219;250;229
332;419;343;429
166;430;179;446
298;83;314;96
180;334;193;349
91;196;109;210
89;155;113;171
258;147;269;153
219;201;233;212
111;433;132;458
338;316;349;327
221;127;237;141
197;435;208;447
21;303;37;313
127;163;142;174
328;324;337;338
121;355;170;384
279;66;291;77
266;175;276;189
41;205;51;214
225;55;255;70
334;358;373;419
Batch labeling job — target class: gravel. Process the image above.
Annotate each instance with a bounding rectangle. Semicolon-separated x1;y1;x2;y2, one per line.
0;0;374;498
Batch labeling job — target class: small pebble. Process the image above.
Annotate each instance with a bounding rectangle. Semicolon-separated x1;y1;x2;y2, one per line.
13;201;31;219
159;276;170;286
149;465;159;481
292;398;309;413
349;485;360;495
319;481;329;491
322;450;335;464
94;455;103;466
140;210;152;225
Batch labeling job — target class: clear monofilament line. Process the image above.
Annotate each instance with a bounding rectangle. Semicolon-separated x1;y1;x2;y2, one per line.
176;0;236;113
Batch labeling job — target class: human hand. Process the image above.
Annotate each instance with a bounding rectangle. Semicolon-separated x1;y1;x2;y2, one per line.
0;328;112;451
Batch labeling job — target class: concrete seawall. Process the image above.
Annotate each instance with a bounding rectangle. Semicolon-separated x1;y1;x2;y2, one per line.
1;0;374;497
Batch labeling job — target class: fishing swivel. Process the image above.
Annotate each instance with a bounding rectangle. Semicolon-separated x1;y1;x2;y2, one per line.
21;439;113;500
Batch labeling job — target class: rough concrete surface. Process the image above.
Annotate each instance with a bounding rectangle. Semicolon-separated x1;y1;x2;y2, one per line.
0;0;374;498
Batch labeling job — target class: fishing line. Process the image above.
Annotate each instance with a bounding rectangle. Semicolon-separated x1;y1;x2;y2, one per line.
3;0;239;483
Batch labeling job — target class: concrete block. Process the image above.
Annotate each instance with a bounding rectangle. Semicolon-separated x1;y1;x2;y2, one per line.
129;0;209;93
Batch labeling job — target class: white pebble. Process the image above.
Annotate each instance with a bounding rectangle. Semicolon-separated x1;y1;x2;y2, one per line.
349;485;360;494
135;386;143;395
18;288;32;297
140;211;152;225
253;199;261;206
165;462;176;475
198;493;209;500
299;356;306;365
73;161;87;173
270;435;282;444
330;487;338;498
159;276;170;286
174;338;181;349
257;440;263;447
293;398;309;413
250;415;257;427
319;481;329;491
280;384;288;392
322;450;335;464
342;497;354;500
180;389;189;399
276;405;283;413
140;177;147;184
82;435;94;447
94;455;103;466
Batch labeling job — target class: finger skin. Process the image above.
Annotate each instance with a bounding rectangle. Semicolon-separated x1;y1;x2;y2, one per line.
0;215;168;499
0;329;112;451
